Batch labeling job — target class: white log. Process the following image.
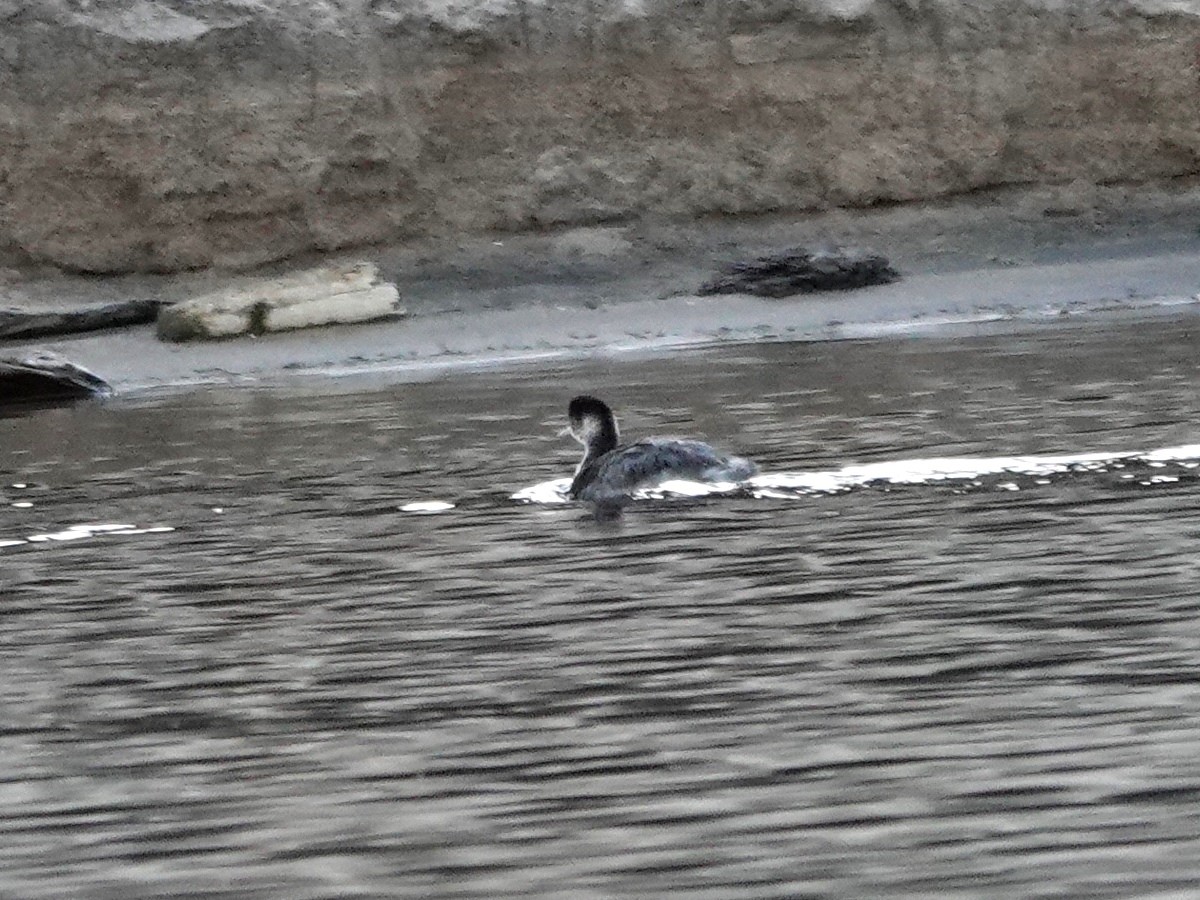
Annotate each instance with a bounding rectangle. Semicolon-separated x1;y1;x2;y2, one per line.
157;262;403;342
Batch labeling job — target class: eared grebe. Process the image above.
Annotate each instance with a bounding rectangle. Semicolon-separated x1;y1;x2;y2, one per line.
562;395;757;502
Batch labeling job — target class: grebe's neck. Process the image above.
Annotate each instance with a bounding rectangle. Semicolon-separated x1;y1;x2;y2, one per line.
583;411;618;458
569;410;619;495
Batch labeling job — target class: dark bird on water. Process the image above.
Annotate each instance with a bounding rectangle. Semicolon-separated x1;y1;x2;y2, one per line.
562;395;757;503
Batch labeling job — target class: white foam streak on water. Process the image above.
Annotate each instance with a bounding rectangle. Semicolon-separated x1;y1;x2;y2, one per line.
512;477;754;504
1143;444;1200;460
26;523;137;543
399;500;457;513
3;523;176;550
511;478;573;504
512;444;1200;504
754;444;1200;495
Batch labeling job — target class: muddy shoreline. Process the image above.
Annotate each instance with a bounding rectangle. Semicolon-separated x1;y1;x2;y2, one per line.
3;181;1200;393
4;0;1199;274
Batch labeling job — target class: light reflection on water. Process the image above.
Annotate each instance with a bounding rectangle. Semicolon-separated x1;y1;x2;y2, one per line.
3;320;1200;897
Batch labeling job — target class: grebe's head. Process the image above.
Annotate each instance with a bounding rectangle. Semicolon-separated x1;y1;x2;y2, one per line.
563;395;617;448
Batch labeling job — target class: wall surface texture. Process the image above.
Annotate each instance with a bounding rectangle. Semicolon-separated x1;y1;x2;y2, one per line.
1;0;1198;273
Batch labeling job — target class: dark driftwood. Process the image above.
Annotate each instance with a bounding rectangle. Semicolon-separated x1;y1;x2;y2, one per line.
0;351;112;407
0;299;164;340
699;247;900;298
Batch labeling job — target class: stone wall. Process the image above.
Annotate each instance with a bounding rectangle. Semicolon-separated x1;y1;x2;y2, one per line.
1;0;1198;274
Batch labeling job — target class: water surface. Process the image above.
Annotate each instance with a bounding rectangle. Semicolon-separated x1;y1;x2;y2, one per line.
3;320;1200;897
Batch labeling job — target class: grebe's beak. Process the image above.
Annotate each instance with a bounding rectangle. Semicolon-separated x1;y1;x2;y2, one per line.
557;426;573;438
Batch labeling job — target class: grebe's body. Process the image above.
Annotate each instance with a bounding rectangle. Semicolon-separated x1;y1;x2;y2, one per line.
563;396;757;502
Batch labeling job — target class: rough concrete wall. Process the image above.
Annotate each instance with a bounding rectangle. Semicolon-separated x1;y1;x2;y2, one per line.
0;0;1198;273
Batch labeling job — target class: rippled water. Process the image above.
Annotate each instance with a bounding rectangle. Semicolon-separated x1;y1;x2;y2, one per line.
4;319;1200;898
